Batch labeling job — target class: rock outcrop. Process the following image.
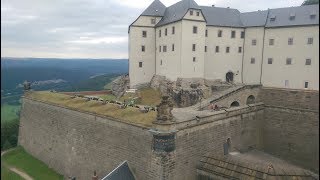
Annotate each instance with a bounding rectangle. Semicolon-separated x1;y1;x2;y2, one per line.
111;74;130;98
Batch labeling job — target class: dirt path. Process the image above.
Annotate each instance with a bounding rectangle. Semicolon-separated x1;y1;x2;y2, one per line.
1;150;34;180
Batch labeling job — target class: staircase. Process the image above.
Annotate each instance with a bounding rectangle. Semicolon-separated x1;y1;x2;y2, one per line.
191;84;247;110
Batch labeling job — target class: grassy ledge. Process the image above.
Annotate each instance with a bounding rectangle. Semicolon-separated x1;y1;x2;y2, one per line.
24;89;161;127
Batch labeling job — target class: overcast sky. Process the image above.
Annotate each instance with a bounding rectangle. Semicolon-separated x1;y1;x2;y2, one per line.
1;0;304;59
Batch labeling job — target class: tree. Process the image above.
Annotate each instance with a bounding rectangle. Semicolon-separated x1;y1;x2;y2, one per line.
302;0;319;5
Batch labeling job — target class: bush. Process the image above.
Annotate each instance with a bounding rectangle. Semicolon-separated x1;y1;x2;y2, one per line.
1;118;20;150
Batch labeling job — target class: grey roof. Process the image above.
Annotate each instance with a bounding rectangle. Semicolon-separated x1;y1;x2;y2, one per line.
240;10;269;27
201;6;243;27
139;0;319;28
141;0;166;17
266;4;319;27
101;161;135;180
156;0;201;27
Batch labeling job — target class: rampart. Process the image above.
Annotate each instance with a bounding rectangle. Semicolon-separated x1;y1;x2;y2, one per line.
18;87;319;179
258;87;319;173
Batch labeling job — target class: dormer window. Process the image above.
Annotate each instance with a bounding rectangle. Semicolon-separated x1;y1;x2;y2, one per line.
289;13;295;20
310;12;316;19
190;10;193;15
270;15;276;22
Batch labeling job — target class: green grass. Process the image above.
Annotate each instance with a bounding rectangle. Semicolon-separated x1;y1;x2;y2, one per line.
1;165;24;180
1;147;64;180
99;94;117;101
1;104;20;123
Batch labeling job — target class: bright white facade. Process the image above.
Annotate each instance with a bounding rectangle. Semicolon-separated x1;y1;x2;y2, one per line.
129;0;319;90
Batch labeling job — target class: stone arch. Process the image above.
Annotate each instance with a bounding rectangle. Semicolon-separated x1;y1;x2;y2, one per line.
246;95;256;105
226;71;234;82
230;101;240;107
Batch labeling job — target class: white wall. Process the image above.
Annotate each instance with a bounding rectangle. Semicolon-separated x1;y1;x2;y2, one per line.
242;27;265;84
261;26;319;90
129;16;160;88
155;21;182;81
204;26;244;83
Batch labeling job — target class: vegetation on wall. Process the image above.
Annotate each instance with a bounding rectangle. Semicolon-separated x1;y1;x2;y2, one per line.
302;0;319;5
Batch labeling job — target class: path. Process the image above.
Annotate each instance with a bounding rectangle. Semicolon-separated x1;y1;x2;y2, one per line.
1;150;34;180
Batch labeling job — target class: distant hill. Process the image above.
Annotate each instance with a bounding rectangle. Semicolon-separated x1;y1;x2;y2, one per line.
1;57;128;104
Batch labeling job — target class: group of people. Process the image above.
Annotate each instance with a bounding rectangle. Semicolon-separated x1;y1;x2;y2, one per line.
208;103;219;111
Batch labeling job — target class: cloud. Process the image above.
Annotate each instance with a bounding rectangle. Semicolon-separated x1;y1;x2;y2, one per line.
1;0;304;59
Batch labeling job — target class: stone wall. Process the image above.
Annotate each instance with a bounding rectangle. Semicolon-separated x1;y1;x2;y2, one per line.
173;108;264;180
259;88;319;173
18;98;155;180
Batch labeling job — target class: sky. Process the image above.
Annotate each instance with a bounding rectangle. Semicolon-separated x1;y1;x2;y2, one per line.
1;0;305;59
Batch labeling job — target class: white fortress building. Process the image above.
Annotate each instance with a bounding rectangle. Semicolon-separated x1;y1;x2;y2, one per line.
128;0;319;90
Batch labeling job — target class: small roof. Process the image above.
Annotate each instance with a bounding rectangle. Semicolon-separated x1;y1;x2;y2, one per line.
156;0;201;27
141;0;166;17
101;161;135;180
197;150;318;179
266;4;319;27
201;6;243;27
240;10;269;27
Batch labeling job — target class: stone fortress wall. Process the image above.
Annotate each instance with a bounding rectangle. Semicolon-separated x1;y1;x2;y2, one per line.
18;87;319;180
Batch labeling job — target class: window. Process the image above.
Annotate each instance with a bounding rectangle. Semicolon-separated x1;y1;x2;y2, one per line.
231;31;236;38
172;44;175;51
270;15;276;22
286;58;292;65
218;30;222;37
226;46;230;53
268;58;273;64
141;45;145;52
205;46;207;52
165;28;167;36
139;62;143;68
307;37;313;44
285;80;289;88
305;59;311;65
160;60;162;65
251;58;255;64
159;46;161;52
193;26;198;34
205;29;208;37
238;47;242;53
193;57;196;62
190;10;193;15
269;39;274;45
172;26;175;34
192;44;196;51
289;14;295;20
310;14;316;19
288;38;293;45
163;45;167;52
241;31;245;38
142;31;147;38
215;46;219;53
159;30;161;37
252;39;257;46
196;11;200;16
151;19;156;24
304;81;309;89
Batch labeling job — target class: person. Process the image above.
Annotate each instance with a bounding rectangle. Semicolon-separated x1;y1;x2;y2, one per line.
92;170;98;180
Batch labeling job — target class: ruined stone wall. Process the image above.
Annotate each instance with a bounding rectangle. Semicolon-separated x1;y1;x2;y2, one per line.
259;88;319;173
173;108;264;180
18;98;155;180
